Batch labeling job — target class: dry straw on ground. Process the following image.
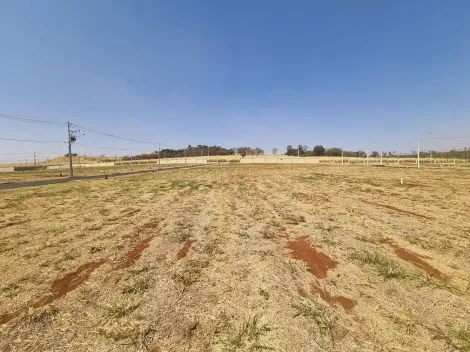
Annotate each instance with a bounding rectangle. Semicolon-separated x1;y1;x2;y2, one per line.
0;164;469;351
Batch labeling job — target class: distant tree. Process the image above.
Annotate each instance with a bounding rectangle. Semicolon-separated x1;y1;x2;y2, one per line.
312;145;326;156
326;147;342;156
285;145;294;156
356;150;366;158
272;148;278;155
254;147;264;155
302;145;308;153
371;151;379;157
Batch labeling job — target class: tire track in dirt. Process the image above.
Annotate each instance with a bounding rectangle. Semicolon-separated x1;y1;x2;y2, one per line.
115;236;153;269
361;199;433;220
177;239;196;259
0;225;159;325
0;260;106;325
378;239;449;282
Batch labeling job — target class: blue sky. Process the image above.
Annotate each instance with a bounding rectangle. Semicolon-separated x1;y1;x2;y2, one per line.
1;0;469;160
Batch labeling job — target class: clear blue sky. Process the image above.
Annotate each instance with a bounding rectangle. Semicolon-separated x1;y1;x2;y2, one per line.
1;0;469;160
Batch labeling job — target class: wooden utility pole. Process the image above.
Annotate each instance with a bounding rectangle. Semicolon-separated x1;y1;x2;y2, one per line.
67;121;73;177
158;142;161;169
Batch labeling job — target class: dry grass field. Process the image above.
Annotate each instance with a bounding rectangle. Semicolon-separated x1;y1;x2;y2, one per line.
0;164;469;351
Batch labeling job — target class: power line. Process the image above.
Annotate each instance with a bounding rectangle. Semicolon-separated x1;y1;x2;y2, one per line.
73;142;137;151
421;136;470;141
0;137;66;143
71;123;172;146
0;113;66;126
0;152;56;155
71;123;153;145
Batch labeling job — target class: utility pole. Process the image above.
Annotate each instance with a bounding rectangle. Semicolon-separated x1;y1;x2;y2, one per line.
184;147;187;165
298;146;300;157
158;142;161;169
33;152;36;167
417;138;420;169
67;121;73;177
380;150;383;165
366;148;369;166
341;149;344;165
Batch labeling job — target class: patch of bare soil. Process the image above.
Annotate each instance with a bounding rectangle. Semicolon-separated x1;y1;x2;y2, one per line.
379;239;449;282
287;236;338;279
0;260;106;325
287;236;355;310
177;239;196;259
115;236;153;269
310;282;356;310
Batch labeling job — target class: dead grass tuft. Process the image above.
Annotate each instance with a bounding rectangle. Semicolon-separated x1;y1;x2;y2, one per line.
172;259;209;287
350;250;407;279
284;214;306;225
23;305;59;326
218;313;273;351
292;297;333;337
122;276;154;295
102;299;140;321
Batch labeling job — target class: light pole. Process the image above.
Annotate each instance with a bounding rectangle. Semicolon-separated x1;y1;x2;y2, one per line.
417;138;420;168
373;141;382;165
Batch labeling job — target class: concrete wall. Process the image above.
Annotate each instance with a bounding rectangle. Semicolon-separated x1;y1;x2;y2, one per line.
0;167;14;173
240;157;320;164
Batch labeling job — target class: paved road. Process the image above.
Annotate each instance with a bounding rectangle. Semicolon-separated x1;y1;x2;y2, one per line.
0;165;207;191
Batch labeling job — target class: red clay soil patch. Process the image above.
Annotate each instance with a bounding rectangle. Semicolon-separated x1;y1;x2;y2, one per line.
0;259;105;325
287;236;338;279
142;221;159;229
177;239;196;259
116;236;153;269
379;239;449;282
361;200;433;220
310;283;356;310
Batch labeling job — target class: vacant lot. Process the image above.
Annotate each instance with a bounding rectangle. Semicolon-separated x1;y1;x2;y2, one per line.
0;165;469;351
